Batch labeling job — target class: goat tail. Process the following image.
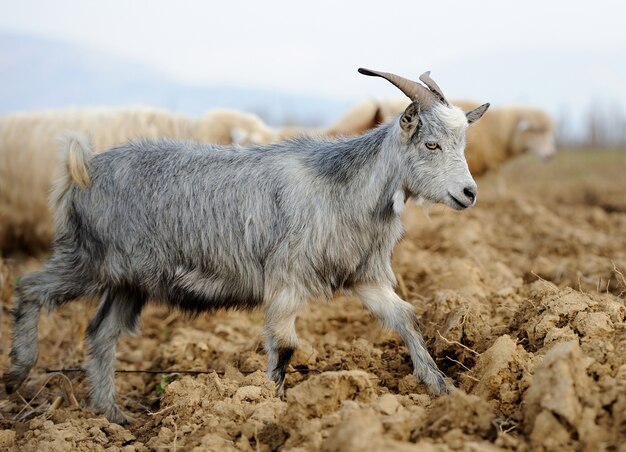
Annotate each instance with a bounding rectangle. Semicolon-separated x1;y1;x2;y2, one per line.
50;132;94;209
63;131;94;190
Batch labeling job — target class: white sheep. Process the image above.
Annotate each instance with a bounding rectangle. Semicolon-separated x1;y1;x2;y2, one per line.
278;104;385;140
196;109;279;145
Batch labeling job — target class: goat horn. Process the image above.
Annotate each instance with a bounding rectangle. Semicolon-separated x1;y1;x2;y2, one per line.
418;71;449;106
358;68;436;108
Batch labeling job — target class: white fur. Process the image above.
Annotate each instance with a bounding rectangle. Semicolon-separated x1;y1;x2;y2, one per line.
433;104;469;131
392;190;405;214
357;285;412;329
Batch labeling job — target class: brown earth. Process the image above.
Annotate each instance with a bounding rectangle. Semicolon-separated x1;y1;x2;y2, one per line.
0;150;625;451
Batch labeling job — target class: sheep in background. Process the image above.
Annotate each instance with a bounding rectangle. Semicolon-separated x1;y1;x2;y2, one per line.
278;104;385;140
0;108;195;253
327;98;556;176
449;100;556;176
195;109;279;145
5;68;489;423
0;108;279;253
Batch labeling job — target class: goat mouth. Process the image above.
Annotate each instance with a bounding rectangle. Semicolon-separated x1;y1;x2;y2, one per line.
448;193;468;209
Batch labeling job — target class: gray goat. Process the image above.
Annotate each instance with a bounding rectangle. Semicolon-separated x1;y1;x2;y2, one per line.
5;68;489;424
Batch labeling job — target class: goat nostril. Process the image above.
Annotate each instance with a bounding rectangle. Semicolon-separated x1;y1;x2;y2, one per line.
464;187;476;201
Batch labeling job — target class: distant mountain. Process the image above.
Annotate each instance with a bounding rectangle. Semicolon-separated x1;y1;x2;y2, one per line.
0;31;351;126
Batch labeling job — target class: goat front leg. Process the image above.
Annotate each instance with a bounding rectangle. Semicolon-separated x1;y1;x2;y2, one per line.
356;285;450;395
264;289;305;398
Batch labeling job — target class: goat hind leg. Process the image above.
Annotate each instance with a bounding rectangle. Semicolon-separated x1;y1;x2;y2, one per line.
85;291;144;425
5;269;82;393
5;285;42;393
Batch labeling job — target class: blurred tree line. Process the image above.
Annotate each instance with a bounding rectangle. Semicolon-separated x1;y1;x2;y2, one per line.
557;100;626;149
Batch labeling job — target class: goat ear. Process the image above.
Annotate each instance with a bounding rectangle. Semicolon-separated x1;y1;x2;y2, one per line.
466;103;490;124
400;101;421;137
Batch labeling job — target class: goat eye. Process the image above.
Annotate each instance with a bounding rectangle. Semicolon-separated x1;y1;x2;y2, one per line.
425;142;440;150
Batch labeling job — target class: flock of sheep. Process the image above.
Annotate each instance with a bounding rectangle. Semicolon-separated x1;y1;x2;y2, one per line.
1;68;556;424
0;97;555;254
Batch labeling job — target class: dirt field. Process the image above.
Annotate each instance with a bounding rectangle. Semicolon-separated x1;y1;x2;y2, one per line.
0;149;625;451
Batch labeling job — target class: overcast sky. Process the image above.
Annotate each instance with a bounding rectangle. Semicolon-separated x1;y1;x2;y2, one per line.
2;0;625;101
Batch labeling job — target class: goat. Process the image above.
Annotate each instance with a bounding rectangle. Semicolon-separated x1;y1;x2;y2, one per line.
4;68;489;424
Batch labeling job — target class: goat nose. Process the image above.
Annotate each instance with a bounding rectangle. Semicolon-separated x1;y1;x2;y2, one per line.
463;186;476;202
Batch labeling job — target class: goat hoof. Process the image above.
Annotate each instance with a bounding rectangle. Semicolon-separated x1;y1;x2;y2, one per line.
428;381;453;397
4;368;29;394
274;384;286;401
419;370;452;396
104;406;133;425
